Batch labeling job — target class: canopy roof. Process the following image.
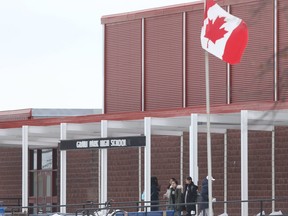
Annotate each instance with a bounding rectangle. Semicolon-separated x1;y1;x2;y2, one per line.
1;101;288;148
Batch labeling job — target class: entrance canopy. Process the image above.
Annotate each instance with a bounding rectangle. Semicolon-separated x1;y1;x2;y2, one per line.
1;104;288;215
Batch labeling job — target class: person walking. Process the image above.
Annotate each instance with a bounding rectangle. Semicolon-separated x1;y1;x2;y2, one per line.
184;176;198;216
167;179;183;216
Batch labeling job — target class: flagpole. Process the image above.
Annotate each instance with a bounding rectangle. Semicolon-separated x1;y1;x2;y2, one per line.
204;0;213;215
205;51;213;216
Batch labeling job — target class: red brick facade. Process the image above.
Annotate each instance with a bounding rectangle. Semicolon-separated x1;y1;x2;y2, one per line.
1;127;288;215
0;148;22;205
0;0;288;216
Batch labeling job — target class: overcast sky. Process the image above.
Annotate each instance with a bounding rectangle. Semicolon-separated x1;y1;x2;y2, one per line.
0;0;198;112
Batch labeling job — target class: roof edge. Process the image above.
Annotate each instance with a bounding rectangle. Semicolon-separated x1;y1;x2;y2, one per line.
101;1;203;24
0;101;288;129
101;0;260;24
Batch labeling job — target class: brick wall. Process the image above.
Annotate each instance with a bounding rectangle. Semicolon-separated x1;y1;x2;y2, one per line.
226;130;241;215
66;149;99;212
62;129;288;215
198;132;227;215
108;147;139;202
274;127;288;211
1;128;288;215
0;147;22;207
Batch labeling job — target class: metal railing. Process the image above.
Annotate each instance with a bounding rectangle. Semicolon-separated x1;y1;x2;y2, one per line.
6;197;288;216
0;197;22;212
10;203;91;216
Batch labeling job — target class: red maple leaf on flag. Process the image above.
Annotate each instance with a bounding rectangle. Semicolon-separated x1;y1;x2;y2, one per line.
204;16;228;48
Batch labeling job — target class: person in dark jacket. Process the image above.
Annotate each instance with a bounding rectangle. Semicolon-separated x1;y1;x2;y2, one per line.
199;176;215;216
167;179;183;216
184;176;198;216
200;176;208;213
151;176;160;211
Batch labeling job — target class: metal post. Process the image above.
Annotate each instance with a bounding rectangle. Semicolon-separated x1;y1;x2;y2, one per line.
205;50;213;216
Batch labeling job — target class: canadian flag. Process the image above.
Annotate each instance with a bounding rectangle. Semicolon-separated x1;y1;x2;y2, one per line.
200;0;248;64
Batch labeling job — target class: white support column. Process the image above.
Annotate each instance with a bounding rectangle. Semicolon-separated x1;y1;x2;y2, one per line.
139;147;142;204
190;114;198;184
224;132;228;214
98;150;102;203
241;110;248;216
144;117;151;210
102;24;105;114
22;126;29;212
60;123;67;213
180;135;184;185
101;120;108;205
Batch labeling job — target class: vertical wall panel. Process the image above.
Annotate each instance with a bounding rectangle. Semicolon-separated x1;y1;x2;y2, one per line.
231;1;274;103
105;20;142;114
278;1;288;101
186;10;227;107
145;14;183;111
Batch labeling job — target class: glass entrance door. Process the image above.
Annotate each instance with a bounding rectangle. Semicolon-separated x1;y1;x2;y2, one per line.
29;149;57;214
36;171;53;213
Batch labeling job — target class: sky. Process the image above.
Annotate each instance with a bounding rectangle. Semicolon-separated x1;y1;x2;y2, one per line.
0;0;198;112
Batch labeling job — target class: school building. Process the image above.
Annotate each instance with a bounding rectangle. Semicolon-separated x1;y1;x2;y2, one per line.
0;0;288;215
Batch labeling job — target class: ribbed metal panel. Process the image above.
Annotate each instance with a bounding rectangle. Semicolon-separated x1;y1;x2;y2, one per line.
278;1;288;102
144;13;183;111
231;0;274;103
186;10;227;108
104;20;142;114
